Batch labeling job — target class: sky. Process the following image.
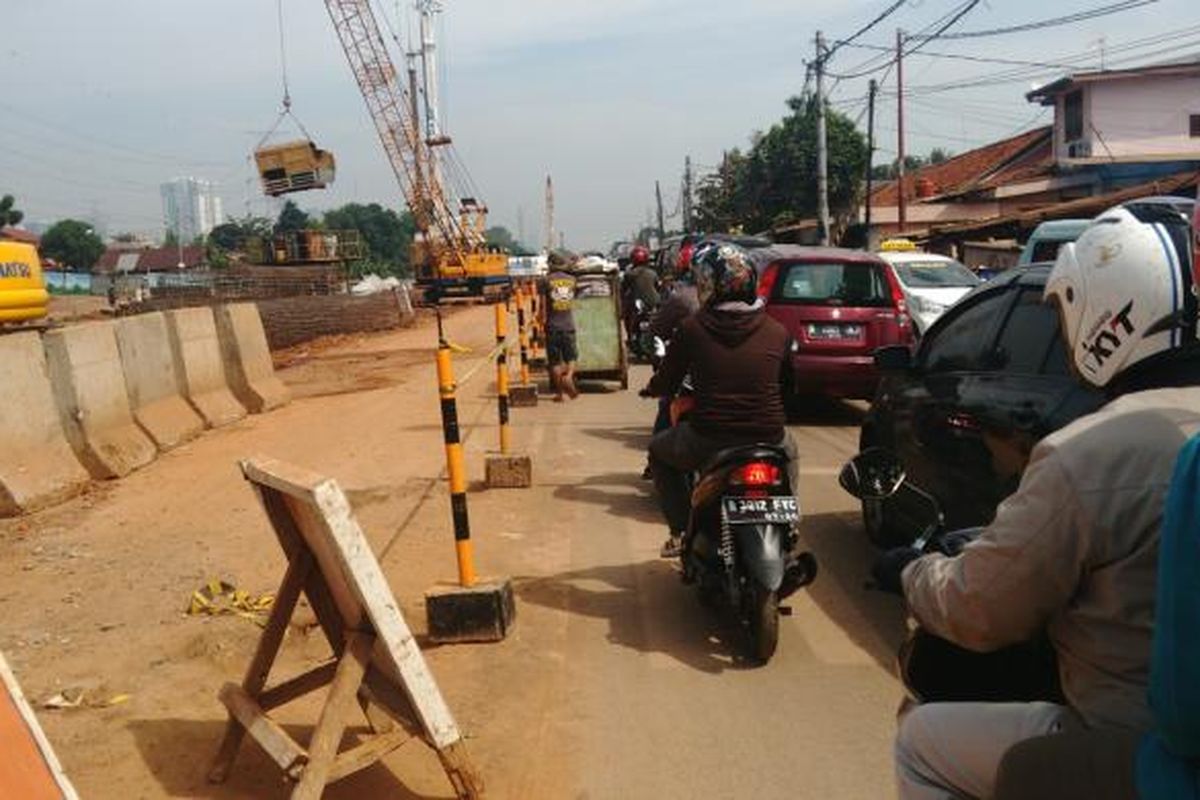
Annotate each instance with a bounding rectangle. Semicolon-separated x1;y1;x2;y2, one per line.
2;0;1196;249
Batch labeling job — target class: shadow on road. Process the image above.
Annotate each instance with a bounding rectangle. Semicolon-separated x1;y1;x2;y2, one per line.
550;472;661;524
578;425;652;451
788;398;869;428
127;718;449;799
514;561;761;675
799;510;909;672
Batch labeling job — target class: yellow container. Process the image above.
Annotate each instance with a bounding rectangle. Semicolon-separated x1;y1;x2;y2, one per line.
254;140;337;196
0;242;49;323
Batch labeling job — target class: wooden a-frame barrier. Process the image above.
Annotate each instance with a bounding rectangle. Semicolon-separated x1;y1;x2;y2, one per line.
207;458;484;799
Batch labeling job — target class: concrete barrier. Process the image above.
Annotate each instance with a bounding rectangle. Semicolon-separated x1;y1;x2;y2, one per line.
214;303;290;414
0;333;91;516
43;320;157;479
164;307;247;428
115;312;205;450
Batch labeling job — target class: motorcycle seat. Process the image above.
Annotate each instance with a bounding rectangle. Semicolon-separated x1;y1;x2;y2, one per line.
703;444;790;474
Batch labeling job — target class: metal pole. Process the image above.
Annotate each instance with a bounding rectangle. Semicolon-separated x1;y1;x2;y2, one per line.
655;180;666;244
816;31;831;246
683;156;694;233
865;79;878;245
494;303;511;454
435;340;477;588
897;28;908;233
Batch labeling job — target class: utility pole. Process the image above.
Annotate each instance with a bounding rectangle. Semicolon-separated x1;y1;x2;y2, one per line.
655;180;666;245
543;175;554;253
815;31;831;246
682;156;694;233
865;78;878;246
517;206;526;250
896;28;908;233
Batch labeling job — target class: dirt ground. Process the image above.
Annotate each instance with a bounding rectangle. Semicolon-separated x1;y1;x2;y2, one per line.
47;295;111;323
0;304;905;799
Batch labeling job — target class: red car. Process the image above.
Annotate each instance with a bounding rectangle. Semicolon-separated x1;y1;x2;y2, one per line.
754;245;915;401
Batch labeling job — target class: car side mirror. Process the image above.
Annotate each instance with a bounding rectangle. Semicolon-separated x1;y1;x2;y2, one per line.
875;345;913;372
839;447;907;501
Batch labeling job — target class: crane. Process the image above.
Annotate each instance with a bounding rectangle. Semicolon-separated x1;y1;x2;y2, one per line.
323;0;508;301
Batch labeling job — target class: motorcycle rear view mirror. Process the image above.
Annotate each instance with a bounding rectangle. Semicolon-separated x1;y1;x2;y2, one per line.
838;447;906;501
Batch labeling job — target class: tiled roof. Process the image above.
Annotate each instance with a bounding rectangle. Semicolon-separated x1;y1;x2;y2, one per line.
95;245;206;274
871;126;1053;206
0;227;40;245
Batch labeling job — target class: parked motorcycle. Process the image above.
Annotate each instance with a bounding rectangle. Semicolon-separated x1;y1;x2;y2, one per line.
839;447;1062;703
681;443;817;664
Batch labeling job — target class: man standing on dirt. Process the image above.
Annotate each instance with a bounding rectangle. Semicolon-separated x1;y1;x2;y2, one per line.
543;252;580;401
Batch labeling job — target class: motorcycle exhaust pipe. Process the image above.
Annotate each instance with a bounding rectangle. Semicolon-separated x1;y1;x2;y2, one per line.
779;552;818;600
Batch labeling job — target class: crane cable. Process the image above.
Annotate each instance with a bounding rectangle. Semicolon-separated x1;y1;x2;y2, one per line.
256;0;315;150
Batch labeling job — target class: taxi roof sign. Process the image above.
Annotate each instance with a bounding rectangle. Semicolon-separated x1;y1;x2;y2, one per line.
880;238;917;252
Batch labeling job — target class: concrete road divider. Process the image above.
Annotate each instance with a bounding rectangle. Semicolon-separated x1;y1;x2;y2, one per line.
115;312;205;450
43;320;156;479
214;303;290;414
164;307;247;428
0;333;91;517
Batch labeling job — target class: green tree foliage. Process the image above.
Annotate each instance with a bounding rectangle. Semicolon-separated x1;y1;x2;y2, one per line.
870;148;955;181
0;194;25;227
694;96;868;236
275;200;310;233
322;203;416;278
208;216;272;252
41;219;105;271
484;225;519;252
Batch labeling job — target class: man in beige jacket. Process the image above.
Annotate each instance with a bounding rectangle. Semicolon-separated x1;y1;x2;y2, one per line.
879;201;1200;800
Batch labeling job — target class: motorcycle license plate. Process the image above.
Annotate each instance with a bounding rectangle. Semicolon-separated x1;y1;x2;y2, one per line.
722;496;800;525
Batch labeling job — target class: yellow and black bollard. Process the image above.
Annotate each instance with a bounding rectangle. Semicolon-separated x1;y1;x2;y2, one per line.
435;341;477;588
426;311;516;644
494;303;512;455
509;284;538;407
485;301;533;489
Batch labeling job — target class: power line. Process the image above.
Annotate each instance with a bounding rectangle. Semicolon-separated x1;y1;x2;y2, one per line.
827;0;984;80
840;42;1081;71
825;0;909;61
913;0;1161;40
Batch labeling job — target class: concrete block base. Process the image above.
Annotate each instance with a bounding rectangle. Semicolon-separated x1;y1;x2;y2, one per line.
485;454;532;489
509;385;538;407
425;578;515;644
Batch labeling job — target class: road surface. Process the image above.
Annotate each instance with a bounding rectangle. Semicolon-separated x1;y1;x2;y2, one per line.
0;304;908;799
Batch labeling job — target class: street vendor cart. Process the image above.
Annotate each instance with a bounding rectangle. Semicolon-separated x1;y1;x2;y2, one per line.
571;265;629;390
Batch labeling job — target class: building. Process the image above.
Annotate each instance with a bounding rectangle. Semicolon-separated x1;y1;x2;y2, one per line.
160;177;224;242
1026;58;1200;163
862;57;1200;260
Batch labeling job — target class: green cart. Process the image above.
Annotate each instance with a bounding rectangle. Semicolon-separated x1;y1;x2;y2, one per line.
571;268;629;390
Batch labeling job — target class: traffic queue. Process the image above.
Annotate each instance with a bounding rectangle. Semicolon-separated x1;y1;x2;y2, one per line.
611;192;1200;800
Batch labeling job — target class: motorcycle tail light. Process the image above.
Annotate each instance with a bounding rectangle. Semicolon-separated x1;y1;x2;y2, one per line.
731;462;780;487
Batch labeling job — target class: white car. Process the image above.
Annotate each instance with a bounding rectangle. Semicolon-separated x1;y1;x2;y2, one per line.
877;251;981;335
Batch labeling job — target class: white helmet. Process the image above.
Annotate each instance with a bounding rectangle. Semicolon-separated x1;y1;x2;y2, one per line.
1044;202;1196;388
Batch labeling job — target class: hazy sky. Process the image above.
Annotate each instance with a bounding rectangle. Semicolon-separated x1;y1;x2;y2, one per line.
2;0;1194;248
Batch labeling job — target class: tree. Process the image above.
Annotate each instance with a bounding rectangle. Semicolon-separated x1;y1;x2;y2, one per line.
322;203;416;277
41;219;105;271
693;96;868;237
275;200;310;233
112;232;139;244
0;194;23;227
484;225;519;252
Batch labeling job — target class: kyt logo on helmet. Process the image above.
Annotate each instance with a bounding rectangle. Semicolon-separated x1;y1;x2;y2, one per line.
1080;300;1135;375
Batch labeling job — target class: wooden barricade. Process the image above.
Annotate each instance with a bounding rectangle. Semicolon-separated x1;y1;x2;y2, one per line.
208;458;484;799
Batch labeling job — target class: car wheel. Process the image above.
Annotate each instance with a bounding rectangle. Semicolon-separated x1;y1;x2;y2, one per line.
862;495;909;549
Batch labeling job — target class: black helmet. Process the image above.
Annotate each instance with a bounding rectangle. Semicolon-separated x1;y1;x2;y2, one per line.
692;241;758;306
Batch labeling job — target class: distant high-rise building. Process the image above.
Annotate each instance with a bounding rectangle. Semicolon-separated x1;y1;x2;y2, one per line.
161;177;223;242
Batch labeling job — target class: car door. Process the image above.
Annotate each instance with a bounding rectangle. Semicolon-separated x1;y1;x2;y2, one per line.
890;285;1014;527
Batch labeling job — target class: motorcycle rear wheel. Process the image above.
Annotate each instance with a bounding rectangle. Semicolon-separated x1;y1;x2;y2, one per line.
744;584;779;664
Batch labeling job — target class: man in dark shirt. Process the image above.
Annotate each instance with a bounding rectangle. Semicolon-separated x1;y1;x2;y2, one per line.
543;252;580;401
622;245;660;343
643;242;796;557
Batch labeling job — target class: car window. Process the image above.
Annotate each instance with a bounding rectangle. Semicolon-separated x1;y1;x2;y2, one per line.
993;289;1061;374
893;259;980;289
1030;240;1065;263
1041;331;1071;376
777;261;890;307
920;290;1010;372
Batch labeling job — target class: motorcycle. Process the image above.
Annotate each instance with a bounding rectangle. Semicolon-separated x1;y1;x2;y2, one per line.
839;447;1062;704
628;298;657;363
679;437;817;664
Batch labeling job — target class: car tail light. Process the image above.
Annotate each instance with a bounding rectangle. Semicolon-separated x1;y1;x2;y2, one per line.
757;263;780;300
731;462;781;487
883;266;914;340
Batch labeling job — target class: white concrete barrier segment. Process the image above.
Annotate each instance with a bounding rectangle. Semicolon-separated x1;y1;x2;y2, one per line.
115;312;205;450
213;303;290;414
43;320;156;479
0;333;90;517
164;307;247;428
